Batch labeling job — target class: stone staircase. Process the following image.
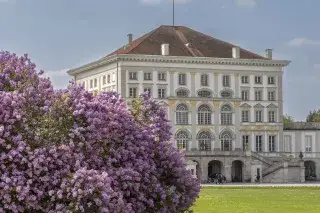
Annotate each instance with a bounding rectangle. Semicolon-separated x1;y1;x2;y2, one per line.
250;151;273;166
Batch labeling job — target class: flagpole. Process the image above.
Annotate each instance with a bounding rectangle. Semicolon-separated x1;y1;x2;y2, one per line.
173;0;175;26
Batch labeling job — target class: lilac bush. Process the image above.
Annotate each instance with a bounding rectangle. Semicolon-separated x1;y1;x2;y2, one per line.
0;51;200;213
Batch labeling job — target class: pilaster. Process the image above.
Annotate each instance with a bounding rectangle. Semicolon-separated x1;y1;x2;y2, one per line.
169;72;175;96
214;73;219;97
191;72;196;97
234;102;241;150
213;100;220;150
190;100;197;150
234;73;240;98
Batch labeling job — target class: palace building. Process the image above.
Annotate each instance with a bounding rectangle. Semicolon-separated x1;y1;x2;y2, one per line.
67;25;320;183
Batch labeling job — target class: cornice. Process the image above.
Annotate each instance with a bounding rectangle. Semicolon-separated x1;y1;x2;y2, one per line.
67;54;291;76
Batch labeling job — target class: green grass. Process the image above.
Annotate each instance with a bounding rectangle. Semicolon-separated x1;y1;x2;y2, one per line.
191;187;320;213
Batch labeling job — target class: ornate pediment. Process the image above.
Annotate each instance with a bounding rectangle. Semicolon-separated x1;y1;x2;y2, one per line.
267;103;278;109
240;103;251;108
254;103;264;108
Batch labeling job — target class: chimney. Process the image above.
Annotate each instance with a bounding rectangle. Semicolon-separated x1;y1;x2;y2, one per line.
127;33;133;44
266;49;273;59
232;46;240;59
161;44;170;56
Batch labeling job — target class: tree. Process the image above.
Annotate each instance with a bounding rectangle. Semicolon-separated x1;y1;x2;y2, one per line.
306;109;320;122
283;114;294;124
0;51;200;213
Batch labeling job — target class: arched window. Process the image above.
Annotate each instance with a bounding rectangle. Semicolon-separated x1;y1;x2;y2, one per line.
221;104;232;125
221;90;232;98
198;105;211;125
176;104;189;125
197;90;212;98
176;131;189;150
198;131;212;151
107;75;111;83
221;131;233;151
176;89;189;97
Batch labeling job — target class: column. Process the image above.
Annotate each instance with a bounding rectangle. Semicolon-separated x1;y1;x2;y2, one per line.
251;131;255;152
214;73;219;97
224;163;232;182
191;73;196;97
283;161;288;183
264;131;268;152
213;101;220;150
190;101;197;150
200;160;208;183
300;160;305;183
234;102;241;151
138;70;143;94
235;74;240;98
168;100;176;145
169;72;175;97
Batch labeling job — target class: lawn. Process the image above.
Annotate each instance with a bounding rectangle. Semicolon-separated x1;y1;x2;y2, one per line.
191;187;320;213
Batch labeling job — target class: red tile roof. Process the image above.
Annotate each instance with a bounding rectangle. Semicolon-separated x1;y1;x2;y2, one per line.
107;25;266;59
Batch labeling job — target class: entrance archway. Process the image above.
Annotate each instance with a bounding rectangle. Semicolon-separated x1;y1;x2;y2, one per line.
305;161;316;181
208;160;222;178
231;160;243;182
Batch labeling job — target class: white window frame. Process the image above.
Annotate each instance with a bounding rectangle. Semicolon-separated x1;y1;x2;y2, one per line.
255;76;262;84
268;91;276;101
198;131;212;151
129;72;137;80
241;90;249;101
268;76;275;85
107;75;111;83
222;75;230;87
158;72;166;81
94;78;98;87
221;105;233;125
305;135;312;152
129;87;137;98
255;110;263;122
242;135;249;150
268;135;276;152
201;74;209;86
144;87;152;95
90;79;93;89
268;110;276;122
255;135;263;152
242;110;249;122
158;88;166;99
144;72;152;81
176;104;189;125
241;76;249;84
198;105;212;125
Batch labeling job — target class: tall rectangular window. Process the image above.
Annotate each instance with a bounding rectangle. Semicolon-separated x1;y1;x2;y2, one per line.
269;135;276;152
201;74;208;86
255;110;262;122
268;91;276;101
268;76;275;84
129;72;137;80
158;88;166;99
255;90;262;101
102;76;106;85
94;78;98;87
144;88;152;96
268;110;276;122
90;79;93;89
129;87;137;98
158;72;166;81
242;90;249;100
242;135;249;150
222;75;230;87
242;110;249;122
255;76;262;84
144;72;152;80
255;135;262;152
241;76;249;84
178;73;186;85
305;136;312;152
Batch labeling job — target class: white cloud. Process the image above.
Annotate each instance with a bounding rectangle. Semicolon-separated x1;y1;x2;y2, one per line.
141;0;191;5
287;38;320;47
235;0;256;8
43;68;72;90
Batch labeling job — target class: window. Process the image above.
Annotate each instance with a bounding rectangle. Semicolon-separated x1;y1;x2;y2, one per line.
242;110;249;122
176;89;189;97
242;135;249;150
221;131;232;151
241;90;249;101
255;90;262;101
107;75;111;83
222;75;230;87
305;136;312;152
241;76;249;84
268;76;275;84
284;136;292;153
198;131;212;151
268;110;276;122
158;88;166;99
198;105;211;125
129;87;137;98
103;76;106;85
94;78;98;87
90;79;93;89
176;131;189;150
176;104;188;125
255;110;262;122
198;90;212;98
269;135;276;152
268;91;276;101
201;74;208;86
178;73;186;85
221;105;232;125
255;76;262;84
112;73;115;82
144;88;152;95
158;72;166;81
129;72;137;80
221;90;232;98
255;135;262;152
144;72;152;80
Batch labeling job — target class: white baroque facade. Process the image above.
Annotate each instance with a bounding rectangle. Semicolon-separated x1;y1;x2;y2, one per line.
68;25;320;183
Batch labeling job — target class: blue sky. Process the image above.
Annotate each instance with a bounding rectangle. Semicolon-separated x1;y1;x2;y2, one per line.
0;0;319;120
